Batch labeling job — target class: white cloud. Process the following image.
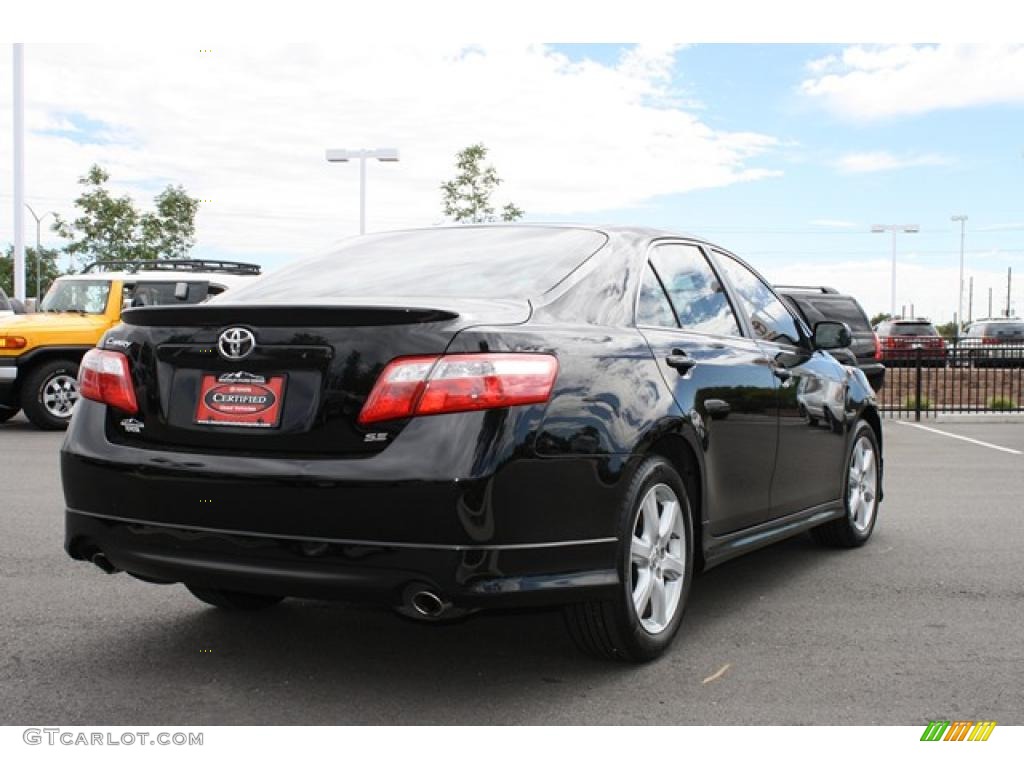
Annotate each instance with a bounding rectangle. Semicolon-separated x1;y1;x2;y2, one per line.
0;44;780;257
801;44;1024;120
832;151;952;174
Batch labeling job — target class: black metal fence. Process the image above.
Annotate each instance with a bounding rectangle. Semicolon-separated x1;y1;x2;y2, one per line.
877;342;1024;420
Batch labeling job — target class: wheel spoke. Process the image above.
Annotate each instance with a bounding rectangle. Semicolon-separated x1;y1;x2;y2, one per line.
631;536;653;565
658;500;678;543
650;576;668;627
633;568;653;616
662;552;685;580
641;492;659;541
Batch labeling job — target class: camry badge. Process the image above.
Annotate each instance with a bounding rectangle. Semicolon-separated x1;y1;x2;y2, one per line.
218;327;255;360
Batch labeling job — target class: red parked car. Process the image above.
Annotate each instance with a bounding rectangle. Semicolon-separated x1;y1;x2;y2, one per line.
874;319;947;367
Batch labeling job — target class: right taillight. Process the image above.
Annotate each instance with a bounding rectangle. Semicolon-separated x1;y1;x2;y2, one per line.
873;332;882;360
358;353;558;425
78;348;138;414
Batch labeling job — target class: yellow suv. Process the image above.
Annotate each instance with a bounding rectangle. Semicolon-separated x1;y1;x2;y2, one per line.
0;259;261;429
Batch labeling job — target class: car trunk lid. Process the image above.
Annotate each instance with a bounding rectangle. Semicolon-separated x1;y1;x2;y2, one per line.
107;299;530;456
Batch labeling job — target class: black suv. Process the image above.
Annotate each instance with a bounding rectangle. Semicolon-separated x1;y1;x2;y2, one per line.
776;286;884;390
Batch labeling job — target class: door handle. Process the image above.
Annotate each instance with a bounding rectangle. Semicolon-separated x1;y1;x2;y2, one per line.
772;367;792;382
704;398;731;419
666;349;697;374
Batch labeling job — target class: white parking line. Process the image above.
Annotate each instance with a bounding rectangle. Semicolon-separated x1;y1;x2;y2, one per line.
895;421;1023;455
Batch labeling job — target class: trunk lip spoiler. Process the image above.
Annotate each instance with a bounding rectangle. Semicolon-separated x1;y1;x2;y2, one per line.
122;304;463;327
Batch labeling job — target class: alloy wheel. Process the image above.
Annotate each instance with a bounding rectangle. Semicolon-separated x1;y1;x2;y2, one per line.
629;483;686;635
847;435;878;533
42;374;79;419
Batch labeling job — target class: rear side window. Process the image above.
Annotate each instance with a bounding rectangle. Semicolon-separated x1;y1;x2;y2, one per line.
806;297;870;331
0;288;10;311
124;281;210;307
648;244;740;337
715;253;801;346
636;264;678;328
226;227;609;301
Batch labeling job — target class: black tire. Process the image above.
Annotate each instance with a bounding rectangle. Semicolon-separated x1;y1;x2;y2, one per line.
185;585;284;610
563;456;695;662
0;407;19;423
20;358;79;430
810;420;881;548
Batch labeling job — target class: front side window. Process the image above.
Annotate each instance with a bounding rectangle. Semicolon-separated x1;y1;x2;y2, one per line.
40;280;111;314
715;253;801;346
649;244;740;337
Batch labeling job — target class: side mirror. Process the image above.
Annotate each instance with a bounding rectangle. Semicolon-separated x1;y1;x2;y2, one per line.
174;282;190;301
813;320;852;350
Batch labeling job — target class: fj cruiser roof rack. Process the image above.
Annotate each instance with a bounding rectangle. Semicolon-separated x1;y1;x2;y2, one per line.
772;285;840;294
83;258;262;276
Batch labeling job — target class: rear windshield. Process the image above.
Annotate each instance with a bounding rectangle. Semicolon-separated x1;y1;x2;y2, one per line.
882;323;937;336
971;323;1024;337
804;297;871;331
226;227;609;302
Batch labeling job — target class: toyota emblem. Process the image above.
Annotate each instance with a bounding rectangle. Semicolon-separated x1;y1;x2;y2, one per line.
218;327;256;360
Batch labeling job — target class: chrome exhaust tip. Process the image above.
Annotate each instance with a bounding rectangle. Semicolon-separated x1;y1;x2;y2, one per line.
410;590;446;618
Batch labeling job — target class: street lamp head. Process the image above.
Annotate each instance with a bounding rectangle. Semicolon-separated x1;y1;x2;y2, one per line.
903;225;920;233
871;225;886;233
951;214;967;222
325;147;400;163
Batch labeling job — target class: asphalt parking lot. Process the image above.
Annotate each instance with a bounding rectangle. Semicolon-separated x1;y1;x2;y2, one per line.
1;412;1022;725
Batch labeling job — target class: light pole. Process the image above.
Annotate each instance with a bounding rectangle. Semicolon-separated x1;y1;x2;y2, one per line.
871;224;919;318
25;204;54;301
951;215;967;333
12;44;26;302
325;147;400;234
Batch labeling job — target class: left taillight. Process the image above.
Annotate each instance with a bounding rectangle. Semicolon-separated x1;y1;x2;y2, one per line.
872;332;882;360
358;353;558;426
78;348;138;415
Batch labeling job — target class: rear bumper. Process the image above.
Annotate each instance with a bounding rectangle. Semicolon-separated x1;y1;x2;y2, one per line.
64;509;618;609
61;399;625;609
0;358;17;408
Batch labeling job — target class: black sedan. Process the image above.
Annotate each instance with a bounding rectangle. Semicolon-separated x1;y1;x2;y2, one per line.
62;225;883;662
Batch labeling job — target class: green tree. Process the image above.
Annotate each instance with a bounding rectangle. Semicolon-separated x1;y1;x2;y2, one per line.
52;165;199;267
440;143;524;224
869;312;892;327
0;245;63;301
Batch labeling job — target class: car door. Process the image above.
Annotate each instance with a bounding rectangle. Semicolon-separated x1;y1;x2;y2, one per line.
712;250;849;517
637;242;779;535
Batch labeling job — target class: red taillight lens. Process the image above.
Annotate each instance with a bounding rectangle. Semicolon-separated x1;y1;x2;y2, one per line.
983;337;1000;345
78;348;138;414
0;335;27;350
873;333;882;360
358;353;558;425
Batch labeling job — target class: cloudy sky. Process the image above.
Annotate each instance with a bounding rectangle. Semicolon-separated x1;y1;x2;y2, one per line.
1;43;1023;321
